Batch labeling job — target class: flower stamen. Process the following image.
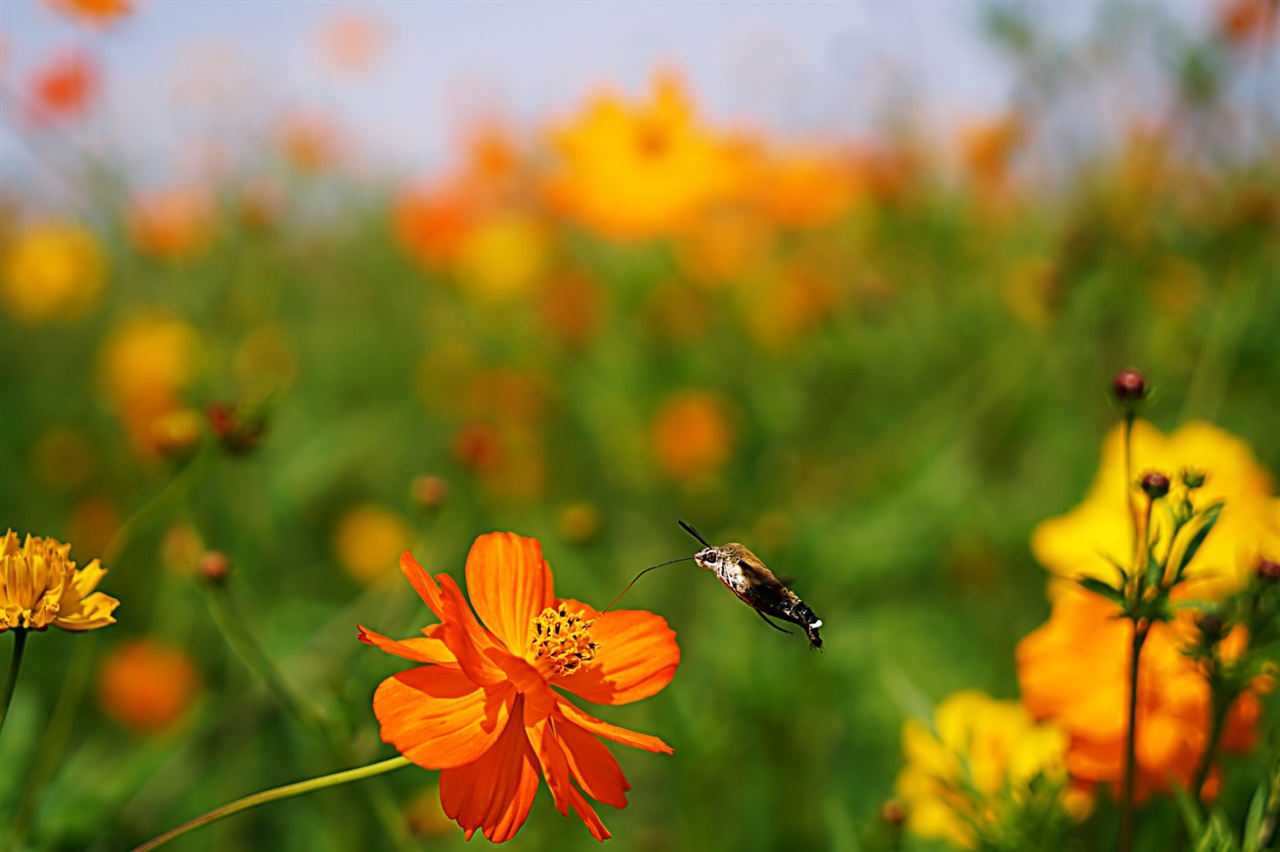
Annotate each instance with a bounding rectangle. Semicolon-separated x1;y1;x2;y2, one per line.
529;603;597;677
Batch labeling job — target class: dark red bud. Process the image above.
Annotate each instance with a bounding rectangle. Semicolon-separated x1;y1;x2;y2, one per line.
1141;472;1171;499
1112;368;1147;403
410;475;449;511
1258;557;1280;582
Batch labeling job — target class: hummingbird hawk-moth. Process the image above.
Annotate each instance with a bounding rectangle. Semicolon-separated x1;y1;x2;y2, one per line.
680;521;824;650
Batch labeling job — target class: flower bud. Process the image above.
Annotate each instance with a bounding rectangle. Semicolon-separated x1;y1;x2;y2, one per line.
1257;557;1280;583
1112;368;1147;404
1141;472;1171;500
199;550;231;585
207;401;267;455
1197;611;1225;644
881;800;907;827
1181;468;1207;489
410;475;449;512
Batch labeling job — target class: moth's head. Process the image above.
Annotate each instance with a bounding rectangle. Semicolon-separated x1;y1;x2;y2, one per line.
694;543;747;571
693;546;723;571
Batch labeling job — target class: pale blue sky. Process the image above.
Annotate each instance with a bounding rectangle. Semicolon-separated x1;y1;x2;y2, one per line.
0;0;1232;194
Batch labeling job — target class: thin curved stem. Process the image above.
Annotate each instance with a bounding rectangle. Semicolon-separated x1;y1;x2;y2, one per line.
131;756;412;852
0;629;28;737
104;447;214;565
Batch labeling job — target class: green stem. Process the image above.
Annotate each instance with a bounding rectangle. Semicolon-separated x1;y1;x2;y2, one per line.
0;629;28;737
131;756;412;852
5;634;97;851
1120;620;1149;852
1190;687;1233;810
104;447;214;565
203;585;327;731
1124;412;1138;568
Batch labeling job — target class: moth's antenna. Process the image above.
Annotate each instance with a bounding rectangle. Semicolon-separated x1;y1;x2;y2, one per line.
596;556;695;617
678;520;712;548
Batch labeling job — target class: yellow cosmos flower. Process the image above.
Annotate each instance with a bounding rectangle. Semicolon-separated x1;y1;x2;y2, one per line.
1;222;105;322
0;531;118;632
542;74;743;241
1034;421;1279;601
334;505;414;585
895;690;1090;849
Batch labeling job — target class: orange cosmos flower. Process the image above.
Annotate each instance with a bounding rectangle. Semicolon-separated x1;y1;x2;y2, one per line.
359;532;680;842
1017;585;1261;801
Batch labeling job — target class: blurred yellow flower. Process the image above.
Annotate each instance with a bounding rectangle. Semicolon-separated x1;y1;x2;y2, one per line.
895;690;1089;849
650;390;734;480
2;222;105;321
543;74;742;240
334;505;414;585
98;638;202;733
100;314;203;454
453;214;549;304
1034;421;1280;601
1017;585;1261;801
557;501;601;544
0;531;117;632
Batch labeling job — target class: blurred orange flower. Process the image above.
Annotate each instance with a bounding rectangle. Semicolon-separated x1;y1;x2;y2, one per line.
44;0;133;26
2;221;105;321
26;50;97;125
0;531;118;633
98;638;202;733
651;390;734;480
746;145;857;228
1017;585;1261;800
958;113;1024;198
127;188;214;260
316;12;384;74
1033;421;1280;601
537;270;601;348
360;532;680;841
334;505;414;586
394;182;476;268
277;112;344;172
543;74;742;241
1218;0;1278;48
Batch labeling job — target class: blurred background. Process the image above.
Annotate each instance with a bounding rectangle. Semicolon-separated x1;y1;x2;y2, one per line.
0;0;1277;849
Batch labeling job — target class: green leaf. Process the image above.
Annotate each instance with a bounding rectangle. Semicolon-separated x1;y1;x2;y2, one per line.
1174;782;1205;837
1076;576;1124;604
1096;549;1130;585
1242;780;1267;852
1178;502;1225;578
1144;546;1166;588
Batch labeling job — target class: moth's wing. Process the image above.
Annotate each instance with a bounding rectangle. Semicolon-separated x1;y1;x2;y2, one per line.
737;556;796;609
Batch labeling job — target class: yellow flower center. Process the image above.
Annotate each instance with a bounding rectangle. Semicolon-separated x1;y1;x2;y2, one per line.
529;603;597;677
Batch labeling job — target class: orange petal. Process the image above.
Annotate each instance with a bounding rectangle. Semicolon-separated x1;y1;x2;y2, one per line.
373;666;515;769
567;784;612;842
558;719;630;809
464;532;554;653
400;551;445;618
555;697;674;755
437;573;515;688
526;703;615;841
554;603;679;705
440;695;540;843
525;704;573;816
358;625;457;667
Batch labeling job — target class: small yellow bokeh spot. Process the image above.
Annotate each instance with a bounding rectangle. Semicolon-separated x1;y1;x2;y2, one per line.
333;504;413;585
